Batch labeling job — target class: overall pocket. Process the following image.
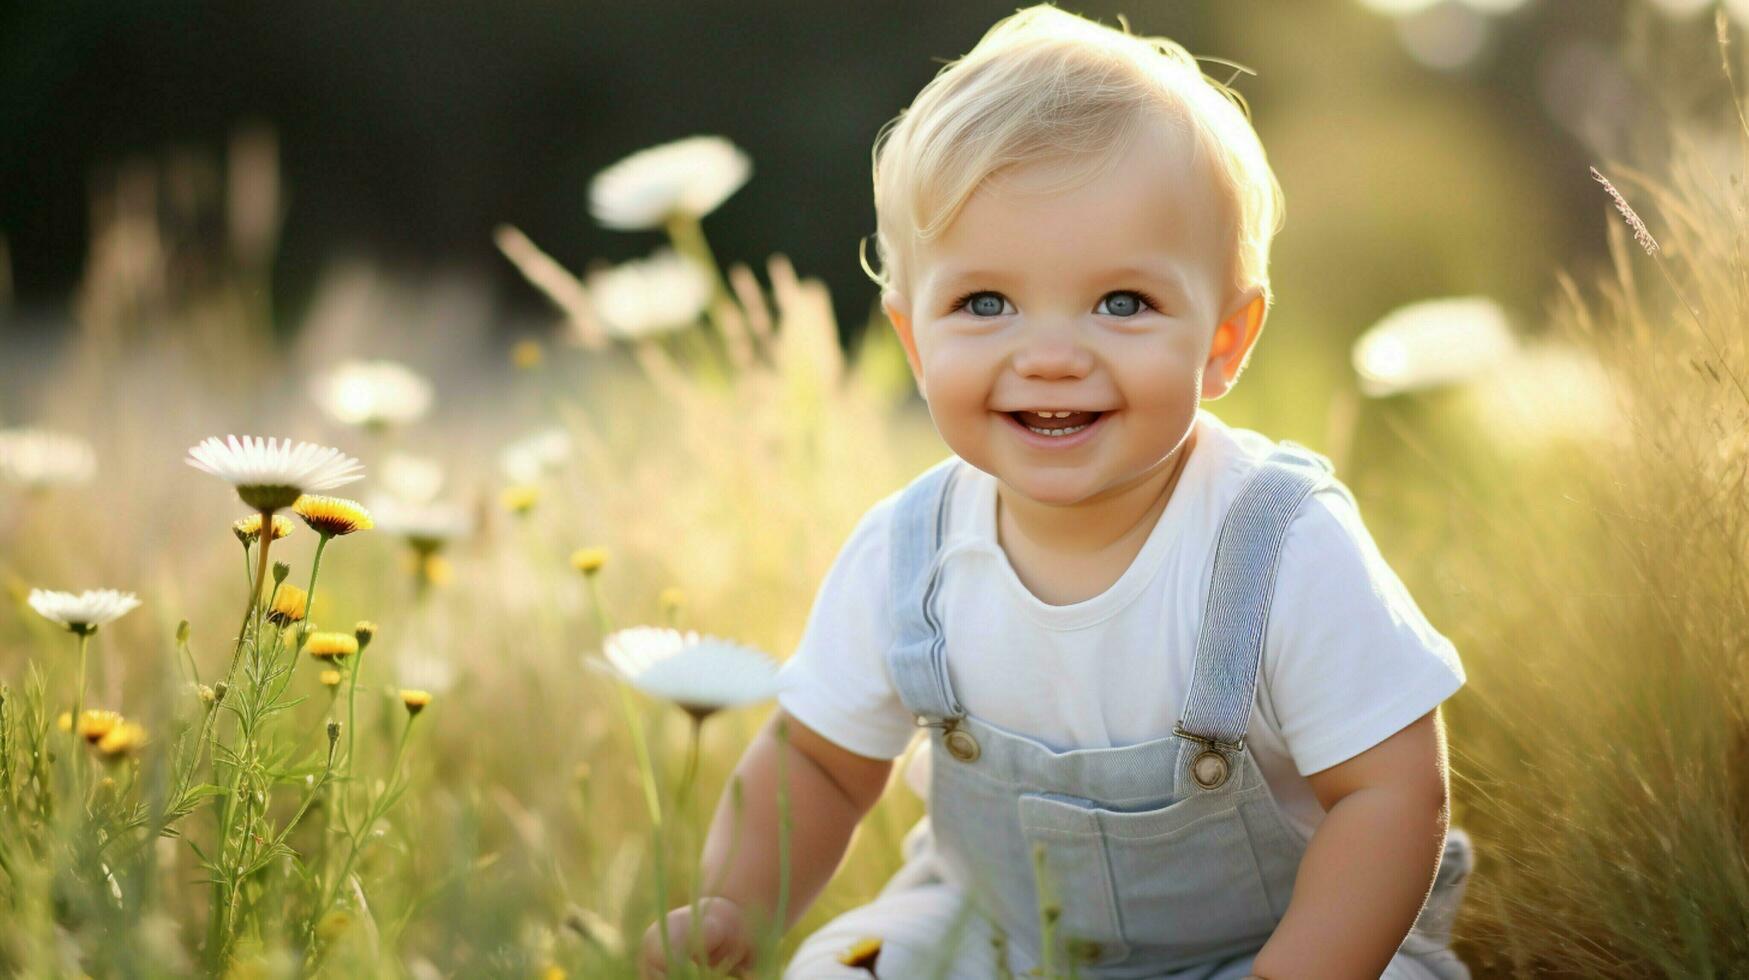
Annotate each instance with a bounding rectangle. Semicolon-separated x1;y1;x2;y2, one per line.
1017;792;1131;968
1022;786;1280;966
1096;795;1279;958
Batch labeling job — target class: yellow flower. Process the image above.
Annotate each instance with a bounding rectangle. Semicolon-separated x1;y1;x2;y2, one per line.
658;586;686;613
319;669;342;688
233;513;295;545
539;966;566;980
76;709;123;744
421;554;453;588
400;689;432;716
511;338;544;370
570;547;608;576
306;632;359;661
97;720;147;758
837;937;882;974
293;494;374;537
267;583;308;626
501;484;540;516
56;711;70;732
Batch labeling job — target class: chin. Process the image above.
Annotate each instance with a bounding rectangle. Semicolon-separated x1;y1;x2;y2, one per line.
994;465;1107;506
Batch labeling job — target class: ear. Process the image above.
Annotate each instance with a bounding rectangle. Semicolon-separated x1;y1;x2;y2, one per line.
1202;288;1267;400
882;290;924;388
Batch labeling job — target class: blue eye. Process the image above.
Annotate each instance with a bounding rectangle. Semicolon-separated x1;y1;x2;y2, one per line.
958;291;1009;317
1098;291;1155;317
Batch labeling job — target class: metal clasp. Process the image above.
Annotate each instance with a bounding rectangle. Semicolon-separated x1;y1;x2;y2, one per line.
1174;723;1243;790
918;714;980;763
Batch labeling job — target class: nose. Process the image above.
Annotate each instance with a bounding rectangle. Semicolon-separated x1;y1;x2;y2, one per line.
1010;320;1095;379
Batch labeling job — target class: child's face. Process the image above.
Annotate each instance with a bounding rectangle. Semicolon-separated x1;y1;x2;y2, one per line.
884;115;1267;507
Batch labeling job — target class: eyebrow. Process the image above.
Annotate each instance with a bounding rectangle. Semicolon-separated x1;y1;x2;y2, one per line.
931;265;1192;301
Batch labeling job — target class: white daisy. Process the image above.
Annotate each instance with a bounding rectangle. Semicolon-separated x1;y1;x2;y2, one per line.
0;427;97;489
499;427;572;484
1352;296;1516;398
186;435;364;512
367;494;472;552
586;248;713;339
379;452;446;505
28;588;141;635
309;359;434;429
588;135;752;231
594;626;781;720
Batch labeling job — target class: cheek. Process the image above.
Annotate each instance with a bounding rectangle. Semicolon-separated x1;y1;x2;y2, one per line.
1112;335;1204;406
918;342;993;409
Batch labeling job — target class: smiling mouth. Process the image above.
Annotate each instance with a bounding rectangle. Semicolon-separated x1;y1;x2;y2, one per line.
1005;409;1105;436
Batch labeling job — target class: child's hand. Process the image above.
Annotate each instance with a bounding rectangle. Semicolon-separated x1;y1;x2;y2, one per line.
638;896;757;979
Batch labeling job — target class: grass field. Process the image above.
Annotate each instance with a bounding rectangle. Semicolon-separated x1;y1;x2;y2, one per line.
2;18;1748;980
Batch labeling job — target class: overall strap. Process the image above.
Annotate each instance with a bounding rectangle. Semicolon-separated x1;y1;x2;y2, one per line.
1176;441;1335;789
885;454;968;723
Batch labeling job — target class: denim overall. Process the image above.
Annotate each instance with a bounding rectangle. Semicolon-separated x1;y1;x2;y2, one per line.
857;444;1473;979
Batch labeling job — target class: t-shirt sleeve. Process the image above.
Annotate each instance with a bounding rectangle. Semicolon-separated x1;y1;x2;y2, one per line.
1260;486;1466;777
775;493;919;760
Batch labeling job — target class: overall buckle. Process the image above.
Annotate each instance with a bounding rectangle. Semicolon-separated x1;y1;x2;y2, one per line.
918;714;980;763
1173;723;1243;790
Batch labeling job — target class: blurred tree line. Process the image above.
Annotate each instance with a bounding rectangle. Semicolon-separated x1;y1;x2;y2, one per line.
0;0;1686;347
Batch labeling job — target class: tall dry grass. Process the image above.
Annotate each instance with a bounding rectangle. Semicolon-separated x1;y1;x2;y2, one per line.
1432;12;1749;976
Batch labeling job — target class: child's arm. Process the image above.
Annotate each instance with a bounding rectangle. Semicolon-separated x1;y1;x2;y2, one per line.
1247;708;1452;980
639;708;894;977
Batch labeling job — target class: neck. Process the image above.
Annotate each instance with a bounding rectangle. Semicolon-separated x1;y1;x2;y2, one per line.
996;422;1199;557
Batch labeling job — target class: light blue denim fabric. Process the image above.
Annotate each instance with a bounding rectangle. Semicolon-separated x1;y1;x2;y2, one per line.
786;445;1474;980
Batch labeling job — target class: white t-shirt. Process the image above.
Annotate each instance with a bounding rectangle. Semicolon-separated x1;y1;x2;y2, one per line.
775;408;1466;841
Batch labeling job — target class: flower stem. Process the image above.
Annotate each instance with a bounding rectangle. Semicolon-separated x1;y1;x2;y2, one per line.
305;535;331;636
207;505;277;972
70;631;90;792
341;651;361;828
681;716;707;972
582;573;678;973
324;715;414;914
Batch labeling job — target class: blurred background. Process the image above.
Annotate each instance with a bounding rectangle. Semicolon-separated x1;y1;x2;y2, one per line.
2;1;1747;976
0;0;1726;349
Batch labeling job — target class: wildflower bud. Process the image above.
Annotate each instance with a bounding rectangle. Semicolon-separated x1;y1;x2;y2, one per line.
400;689;432;716
354;621;377;651
198;684;216;705
327;720;341;745
319;669;342;688
176;620;191;644
213;682;229;703
271;561;291;585
569;547;608;576
1042;904;1062;925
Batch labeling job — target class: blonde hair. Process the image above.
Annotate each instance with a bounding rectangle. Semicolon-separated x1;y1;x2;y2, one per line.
863;4;1285;316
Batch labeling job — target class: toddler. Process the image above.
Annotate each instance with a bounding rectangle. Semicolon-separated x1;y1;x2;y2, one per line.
640;6;1473;979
